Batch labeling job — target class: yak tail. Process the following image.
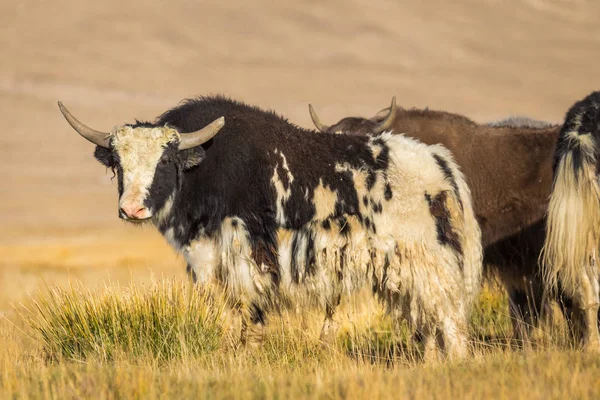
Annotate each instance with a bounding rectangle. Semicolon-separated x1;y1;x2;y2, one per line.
541;131;600;297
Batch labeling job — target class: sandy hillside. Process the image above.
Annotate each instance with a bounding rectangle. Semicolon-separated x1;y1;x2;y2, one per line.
1;0;599;306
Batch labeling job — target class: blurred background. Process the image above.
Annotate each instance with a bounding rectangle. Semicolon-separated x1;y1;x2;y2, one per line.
1;0;599;310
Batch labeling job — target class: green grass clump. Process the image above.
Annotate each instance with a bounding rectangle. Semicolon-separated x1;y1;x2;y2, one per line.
470;284;512;343
23;279;226;364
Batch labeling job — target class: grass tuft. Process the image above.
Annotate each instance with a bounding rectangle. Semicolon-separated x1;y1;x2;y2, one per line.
21;279;225;365
339;312;416;365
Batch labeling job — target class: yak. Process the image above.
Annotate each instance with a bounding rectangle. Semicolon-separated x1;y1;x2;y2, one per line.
59;95;481;360
542;90;600;352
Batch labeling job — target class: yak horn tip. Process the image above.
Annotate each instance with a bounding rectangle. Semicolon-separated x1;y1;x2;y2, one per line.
373;96;397;134
308;104;329;132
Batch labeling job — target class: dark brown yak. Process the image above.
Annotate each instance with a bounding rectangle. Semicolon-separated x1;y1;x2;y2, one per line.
309;97;561;344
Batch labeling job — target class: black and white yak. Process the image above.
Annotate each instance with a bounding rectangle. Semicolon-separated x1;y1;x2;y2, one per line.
58;96;482;360
542;90;600;351
308;97;562;346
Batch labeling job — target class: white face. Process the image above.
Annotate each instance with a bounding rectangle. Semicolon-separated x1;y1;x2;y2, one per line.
110;125;180;221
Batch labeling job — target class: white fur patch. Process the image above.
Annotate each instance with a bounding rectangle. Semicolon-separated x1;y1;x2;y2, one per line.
185;236;219;285
111;125;180;214
277;229;295;288
154;194;174;225
312;180;338;220
163;227;181;251
271;150;295;225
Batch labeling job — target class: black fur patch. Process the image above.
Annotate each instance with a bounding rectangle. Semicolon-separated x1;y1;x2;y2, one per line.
384;181;393;200
336;245;347;281
366;170;376;191
375;145;390;170
372;201;383;213
425;191;463;263
305;231;317;277
186;263;198;283
250;303;266;325
248;218;280;287
144;145;179;214
327;117;380;137
290;232;301;284
372;138;385;147
338;216;350;236
432;154;462;210
251;239;279;285
94;146;112;167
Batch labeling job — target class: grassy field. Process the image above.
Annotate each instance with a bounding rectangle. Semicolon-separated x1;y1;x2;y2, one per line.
1;277;598;400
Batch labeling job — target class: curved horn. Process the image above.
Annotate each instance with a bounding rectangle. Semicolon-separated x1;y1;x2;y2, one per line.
179;117;225;150
57;101;110;148
373;96;397;134
308;104;329;132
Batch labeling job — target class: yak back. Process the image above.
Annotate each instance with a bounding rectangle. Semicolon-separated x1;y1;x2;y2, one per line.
156;96;381;244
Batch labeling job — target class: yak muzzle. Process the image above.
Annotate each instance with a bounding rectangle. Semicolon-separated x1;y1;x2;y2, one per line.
119;204;152;221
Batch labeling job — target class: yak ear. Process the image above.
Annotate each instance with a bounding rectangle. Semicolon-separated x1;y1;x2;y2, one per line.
94;146;112;167
179;146;207;170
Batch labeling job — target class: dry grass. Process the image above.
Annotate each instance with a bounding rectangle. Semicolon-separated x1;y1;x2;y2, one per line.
0;277;597;399
21;281;225;364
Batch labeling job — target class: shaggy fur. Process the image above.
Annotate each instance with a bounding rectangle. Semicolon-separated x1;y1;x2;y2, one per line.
83;96;482;360
311;101;561;343
541;91;600;350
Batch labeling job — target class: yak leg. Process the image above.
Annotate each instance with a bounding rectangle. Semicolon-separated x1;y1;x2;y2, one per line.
419;324;440;363
240;303;266;348
556;291;584;345
295;305;310;331
573;266;600;351
507;287;536;349
439;317;468;361
319;298;341;344
560;254;600;351
319;318;340;344
185;263;198;283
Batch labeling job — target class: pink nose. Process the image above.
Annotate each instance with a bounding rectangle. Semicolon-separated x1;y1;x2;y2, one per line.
120;204;149;220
